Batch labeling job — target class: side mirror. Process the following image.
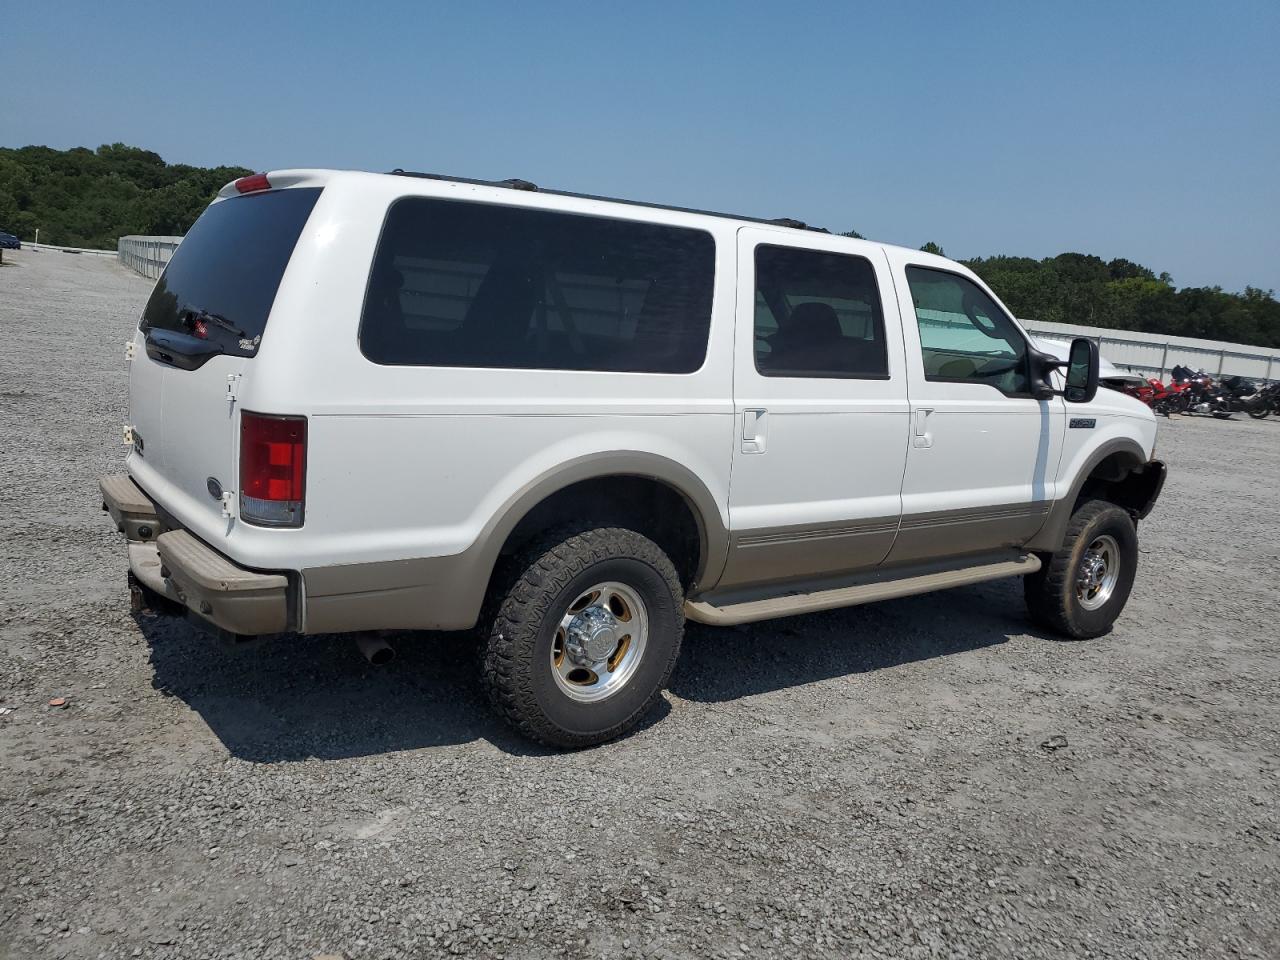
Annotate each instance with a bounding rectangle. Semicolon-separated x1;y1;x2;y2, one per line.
1064;337;1100;403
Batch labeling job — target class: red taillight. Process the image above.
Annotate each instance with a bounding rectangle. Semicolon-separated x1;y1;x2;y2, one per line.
240;413;306;526
234;173;272;194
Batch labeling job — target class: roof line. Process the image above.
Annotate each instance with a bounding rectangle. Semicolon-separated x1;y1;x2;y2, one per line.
386;169;831;233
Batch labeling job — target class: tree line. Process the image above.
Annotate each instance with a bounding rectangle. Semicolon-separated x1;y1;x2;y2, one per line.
2;144;1277;348
851;239;1280;350
0;143;250;249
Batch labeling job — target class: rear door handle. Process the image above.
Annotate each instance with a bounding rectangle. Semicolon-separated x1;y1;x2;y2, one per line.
741;408;767;454
913;408;934;448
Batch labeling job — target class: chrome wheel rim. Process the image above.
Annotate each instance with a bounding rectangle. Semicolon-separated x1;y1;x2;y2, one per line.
1076;534;1120;611
551;581;648;703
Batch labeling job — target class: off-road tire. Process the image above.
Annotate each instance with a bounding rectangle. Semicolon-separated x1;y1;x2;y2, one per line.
1024;499;1139;639
481;525;684;748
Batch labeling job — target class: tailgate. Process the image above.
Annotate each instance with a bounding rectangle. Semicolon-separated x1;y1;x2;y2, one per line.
127;185;321;530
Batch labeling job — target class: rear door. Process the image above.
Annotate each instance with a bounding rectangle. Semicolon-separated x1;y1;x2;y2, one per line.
884;253;1063;564
720;228;910;591
126;186;322;529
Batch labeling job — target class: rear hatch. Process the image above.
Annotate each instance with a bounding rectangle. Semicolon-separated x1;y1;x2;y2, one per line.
127;183;321;530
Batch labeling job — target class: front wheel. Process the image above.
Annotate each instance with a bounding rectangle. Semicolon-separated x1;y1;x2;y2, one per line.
481;525;684;748
1024;500;1139;639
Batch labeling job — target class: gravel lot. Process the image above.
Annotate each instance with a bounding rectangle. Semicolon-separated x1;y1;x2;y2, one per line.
1;247;1277;960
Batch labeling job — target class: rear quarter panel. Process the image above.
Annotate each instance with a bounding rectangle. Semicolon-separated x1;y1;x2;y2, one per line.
220;174;738;588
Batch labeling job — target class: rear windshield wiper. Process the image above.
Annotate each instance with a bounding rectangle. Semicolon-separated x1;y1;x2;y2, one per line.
188;308;250;340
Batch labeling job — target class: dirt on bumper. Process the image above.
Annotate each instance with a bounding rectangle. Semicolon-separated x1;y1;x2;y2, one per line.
99;474;290;635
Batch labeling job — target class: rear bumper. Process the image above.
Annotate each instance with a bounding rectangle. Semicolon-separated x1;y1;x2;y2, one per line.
100;474;291;635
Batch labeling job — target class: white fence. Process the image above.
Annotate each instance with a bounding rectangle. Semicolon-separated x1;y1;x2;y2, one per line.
117;236;182;279
1025;319;1279;384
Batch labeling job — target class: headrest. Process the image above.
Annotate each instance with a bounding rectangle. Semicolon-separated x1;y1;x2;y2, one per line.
784;302;841;343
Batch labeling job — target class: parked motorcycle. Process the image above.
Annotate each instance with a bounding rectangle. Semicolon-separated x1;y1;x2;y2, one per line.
1170;366;1233;418
1246;381;1280;419
1219;375;1270;418
1151;379;1193;416
1119;375;1191;416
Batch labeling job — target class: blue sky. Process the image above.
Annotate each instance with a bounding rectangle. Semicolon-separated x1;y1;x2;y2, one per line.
3;1;1277;292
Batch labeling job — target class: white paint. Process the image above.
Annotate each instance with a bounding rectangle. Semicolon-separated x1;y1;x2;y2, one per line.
123;169;1157;605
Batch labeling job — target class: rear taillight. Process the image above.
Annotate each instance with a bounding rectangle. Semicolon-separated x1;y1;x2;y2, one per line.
234;173;272;194
240;413;306;527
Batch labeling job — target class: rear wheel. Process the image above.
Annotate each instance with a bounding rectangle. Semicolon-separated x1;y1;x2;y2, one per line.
481;525;683;748
1247;404;1270;419
1025;499;1139;639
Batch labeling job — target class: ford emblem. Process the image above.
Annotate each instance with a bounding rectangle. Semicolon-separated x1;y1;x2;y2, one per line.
207;477;223;500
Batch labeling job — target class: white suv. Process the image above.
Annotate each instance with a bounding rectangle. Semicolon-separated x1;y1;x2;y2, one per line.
101;169;1166;747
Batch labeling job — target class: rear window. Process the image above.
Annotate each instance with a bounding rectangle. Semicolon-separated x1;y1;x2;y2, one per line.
359;198;716;373
753;245;889;379
140;188;322;357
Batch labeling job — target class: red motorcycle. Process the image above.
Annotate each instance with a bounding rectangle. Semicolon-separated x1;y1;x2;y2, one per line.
1120;376;1191;416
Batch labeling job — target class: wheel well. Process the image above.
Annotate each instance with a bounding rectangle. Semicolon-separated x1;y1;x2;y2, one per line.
499;476;704;589
1076;452;1161;518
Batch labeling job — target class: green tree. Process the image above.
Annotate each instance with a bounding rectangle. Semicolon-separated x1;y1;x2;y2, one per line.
0;143;250;248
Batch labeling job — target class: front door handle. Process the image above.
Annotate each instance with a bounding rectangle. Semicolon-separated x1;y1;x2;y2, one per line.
913;408;934;448
741;408;767;454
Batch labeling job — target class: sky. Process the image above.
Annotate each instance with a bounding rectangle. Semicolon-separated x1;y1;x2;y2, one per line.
3;0;1278;292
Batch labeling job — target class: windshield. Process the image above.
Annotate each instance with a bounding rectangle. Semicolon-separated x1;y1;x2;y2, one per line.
139;187;321;357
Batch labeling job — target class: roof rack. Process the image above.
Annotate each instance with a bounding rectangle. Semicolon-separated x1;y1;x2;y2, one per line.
386;169;829;233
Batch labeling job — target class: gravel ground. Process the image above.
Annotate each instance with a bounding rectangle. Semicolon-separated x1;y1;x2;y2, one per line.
1;247;1278;960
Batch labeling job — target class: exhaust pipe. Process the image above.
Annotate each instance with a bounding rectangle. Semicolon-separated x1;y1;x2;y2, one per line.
355;633;396;666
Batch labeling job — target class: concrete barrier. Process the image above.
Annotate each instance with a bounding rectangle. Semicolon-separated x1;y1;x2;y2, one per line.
117;236;182;279
24;243;116;257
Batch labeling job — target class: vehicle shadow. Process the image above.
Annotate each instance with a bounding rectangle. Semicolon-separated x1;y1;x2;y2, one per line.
138;578;1031;762
138;614;559;762
671;577;1028;703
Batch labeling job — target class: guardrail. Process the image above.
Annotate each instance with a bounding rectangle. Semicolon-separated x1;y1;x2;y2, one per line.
25;242;118;257
117;236;182;279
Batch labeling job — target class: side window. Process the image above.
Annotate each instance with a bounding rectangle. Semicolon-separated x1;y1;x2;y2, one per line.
360;198;715;373
904;266;1030;395
753;245;889;379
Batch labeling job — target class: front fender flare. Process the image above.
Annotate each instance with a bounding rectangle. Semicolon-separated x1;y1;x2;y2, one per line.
1025;438;1151;553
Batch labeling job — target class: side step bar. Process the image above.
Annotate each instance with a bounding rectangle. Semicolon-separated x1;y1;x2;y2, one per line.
684;554;1042;626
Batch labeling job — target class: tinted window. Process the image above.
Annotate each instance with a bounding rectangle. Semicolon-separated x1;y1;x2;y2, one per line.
360;198;715;373
905;266;1030;395
140;188;321;357
753;245;888;378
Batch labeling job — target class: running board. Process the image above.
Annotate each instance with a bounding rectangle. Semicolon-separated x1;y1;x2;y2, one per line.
684;554;1042;626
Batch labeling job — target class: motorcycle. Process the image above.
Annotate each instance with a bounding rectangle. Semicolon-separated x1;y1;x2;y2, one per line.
1150;378;1193;416
1219;375;1270;418
1119;375;1191;416
1170;366;1232;419
1246;380;1280;419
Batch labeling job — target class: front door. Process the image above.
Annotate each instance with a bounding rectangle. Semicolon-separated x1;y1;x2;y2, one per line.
883;253;1063;565
720;228;911;591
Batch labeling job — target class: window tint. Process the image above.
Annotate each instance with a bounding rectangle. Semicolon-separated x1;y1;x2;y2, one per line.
360;198;715;373
905;266;1030;395
140;188;321;357
753;245;888;378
